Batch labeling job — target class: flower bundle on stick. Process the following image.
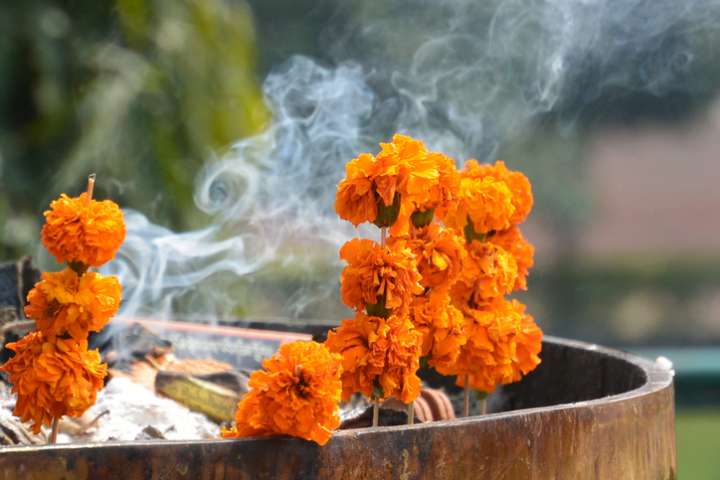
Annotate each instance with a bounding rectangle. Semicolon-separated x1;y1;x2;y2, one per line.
222;134;543;447
336;136;542;419
441;160;543;415
331;134;448;425
1;175;124;441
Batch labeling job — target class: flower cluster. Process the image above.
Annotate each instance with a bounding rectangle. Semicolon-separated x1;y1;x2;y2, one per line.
1;181;124;434
335;134;458;235
223;134;543;447
454;299;542;392
325;313;421;403
409;292;465;375
334;135;542;401
446;160;542;394
330;237;424;403
1;333;107;433
24;268;121;342
222;341;342;446
42;192;126;267
339;238;423;314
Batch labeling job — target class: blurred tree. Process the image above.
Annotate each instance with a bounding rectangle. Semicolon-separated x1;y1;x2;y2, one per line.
0;0;268;260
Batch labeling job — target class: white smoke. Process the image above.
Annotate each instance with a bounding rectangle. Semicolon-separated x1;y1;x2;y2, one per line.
104;0;720;321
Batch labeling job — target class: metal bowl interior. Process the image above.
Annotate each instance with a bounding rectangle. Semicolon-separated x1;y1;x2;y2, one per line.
0;336;675;480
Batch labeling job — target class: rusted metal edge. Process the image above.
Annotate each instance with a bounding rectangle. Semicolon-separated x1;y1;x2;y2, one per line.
0;337;676;480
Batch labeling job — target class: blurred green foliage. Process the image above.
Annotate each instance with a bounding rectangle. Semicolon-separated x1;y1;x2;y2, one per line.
0;0;268;259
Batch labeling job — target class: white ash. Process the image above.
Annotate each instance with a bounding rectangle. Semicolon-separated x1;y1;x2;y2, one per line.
1;377;219;443
71;377;219;442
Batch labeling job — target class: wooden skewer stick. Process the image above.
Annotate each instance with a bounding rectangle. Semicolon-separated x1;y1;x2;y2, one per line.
463;374;470;417
372;400;379;427
86;173;96;203
380;227;387;247
479;396;487;415
49;417;59;444
407;402;414;425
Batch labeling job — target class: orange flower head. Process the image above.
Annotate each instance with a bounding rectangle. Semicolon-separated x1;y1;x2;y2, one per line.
471;160;533;225
0;332;107;433
381;140;454;236
41;192;126;267
221;341;342;446
489;227;534;291
397;223;465;291
440;160;516;234
412;152;460;218
507;299;543;382
325;312;422;404
454;299;542;392
374;134;436;206
335;153;379;227
24;268;121;341
339;238;423;314
335;134;442;233
409;291;467;375
452;240;518;307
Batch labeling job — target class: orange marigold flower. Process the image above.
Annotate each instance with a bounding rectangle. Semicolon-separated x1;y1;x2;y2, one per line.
220;341;342;446
452;240;518;306
339;238;423;314
396;223;465;291
42;192;126;267
508;299;543;382
391;149;459;236
409;292;466;374
374;134;437;207
0;332;107;433
440;160;515;234
335;134;442;232
488;227;534;291
470;160;533;225
325;312;422;404
24;268;121;341
454;299;542;392
335;153;379;227
424;152;460;212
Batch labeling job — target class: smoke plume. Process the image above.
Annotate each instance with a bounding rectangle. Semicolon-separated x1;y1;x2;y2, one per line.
104;0;720;321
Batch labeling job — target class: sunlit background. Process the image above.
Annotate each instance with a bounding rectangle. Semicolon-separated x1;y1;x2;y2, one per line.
1;0;718;475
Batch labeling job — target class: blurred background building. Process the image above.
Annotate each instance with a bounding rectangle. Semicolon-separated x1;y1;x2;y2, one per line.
0;0;718;475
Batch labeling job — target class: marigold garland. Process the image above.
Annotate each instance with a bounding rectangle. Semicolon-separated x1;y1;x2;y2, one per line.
221;137;541;441
2;177;124;439
0;332;107;434
41;192;126;267
221;341;342;446
325;312;422;404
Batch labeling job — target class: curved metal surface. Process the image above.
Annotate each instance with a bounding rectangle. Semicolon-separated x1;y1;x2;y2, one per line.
0;337;676;480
